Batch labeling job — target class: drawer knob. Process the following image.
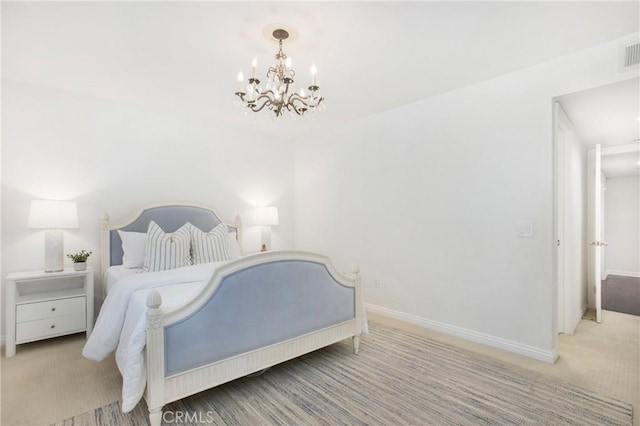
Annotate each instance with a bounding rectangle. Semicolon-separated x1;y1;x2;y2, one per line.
51;307;56;311
50;325;55;329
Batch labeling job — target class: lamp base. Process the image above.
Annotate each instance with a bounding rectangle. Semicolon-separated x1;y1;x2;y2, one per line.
44;230;64;272
260;226;272;252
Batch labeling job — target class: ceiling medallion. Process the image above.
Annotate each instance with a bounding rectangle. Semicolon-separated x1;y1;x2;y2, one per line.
235;28;324;117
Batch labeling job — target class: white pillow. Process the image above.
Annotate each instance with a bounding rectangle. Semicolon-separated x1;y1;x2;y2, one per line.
190;223;231;264
117;230;147;269
227;232;242;260
143;221;192;272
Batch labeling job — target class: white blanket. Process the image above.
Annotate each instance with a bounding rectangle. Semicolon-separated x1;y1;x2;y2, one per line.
83;262;226;412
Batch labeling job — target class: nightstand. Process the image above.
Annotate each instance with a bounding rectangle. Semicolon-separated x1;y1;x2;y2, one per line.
5;267;94;357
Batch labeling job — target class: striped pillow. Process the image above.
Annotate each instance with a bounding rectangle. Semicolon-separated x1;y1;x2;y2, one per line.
190;223;231;264
143;221;192;272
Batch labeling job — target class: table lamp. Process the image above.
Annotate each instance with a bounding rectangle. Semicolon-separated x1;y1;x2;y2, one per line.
28;200;79;272
252;206;279;252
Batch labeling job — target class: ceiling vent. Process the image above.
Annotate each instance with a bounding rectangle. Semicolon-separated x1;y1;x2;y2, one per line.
619;41;640;72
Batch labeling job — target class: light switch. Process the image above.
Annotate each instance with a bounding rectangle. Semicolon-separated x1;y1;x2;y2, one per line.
517;222;533;238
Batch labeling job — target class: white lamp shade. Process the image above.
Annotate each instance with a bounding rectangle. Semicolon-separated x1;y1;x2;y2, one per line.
28;200;79;229
252;206;279;226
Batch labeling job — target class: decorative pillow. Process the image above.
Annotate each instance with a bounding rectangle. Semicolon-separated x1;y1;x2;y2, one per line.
227;232;242;260
190;223;232;264
143;221;192;272
117;230;147;269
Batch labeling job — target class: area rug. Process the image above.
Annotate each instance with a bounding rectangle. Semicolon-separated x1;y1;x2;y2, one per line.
56;322;633;426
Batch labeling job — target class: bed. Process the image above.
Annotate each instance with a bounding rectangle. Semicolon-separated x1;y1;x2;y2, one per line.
84;203;364;426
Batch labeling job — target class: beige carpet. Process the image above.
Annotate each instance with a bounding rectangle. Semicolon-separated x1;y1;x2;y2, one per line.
2;310;638;425
1;334;121;425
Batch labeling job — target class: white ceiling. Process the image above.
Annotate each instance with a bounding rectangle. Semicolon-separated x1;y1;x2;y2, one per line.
558;78;640;177
2;1;639;132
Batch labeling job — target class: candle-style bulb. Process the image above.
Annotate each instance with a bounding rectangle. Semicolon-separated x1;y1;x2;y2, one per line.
299;88;306;98
286;57;292;68
311;65;317;86
237;72;244;93
251;58;257;79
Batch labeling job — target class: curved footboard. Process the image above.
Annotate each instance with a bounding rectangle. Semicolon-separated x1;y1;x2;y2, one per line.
145;251;362;426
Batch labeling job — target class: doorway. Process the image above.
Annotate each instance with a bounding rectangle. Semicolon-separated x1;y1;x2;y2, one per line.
598;146;640;316
554;77;640;331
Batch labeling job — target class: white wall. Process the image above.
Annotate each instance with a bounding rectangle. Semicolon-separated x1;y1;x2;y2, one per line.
294;34;637;361
1;80;296;337
604;175;640;277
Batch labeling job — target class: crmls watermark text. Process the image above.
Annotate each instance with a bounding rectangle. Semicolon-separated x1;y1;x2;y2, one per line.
162;410;216;424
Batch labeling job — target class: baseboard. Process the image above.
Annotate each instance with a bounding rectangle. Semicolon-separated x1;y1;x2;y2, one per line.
605;269;640;278
365;303;558;363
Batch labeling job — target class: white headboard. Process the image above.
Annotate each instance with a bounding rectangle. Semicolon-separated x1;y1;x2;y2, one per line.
101;202;242;277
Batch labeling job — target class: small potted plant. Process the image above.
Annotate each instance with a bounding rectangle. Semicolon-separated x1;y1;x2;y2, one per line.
67;250;92;271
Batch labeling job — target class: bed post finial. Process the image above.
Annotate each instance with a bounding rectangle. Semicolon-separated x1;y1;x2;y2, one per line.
147;290;162;310
351;264;361;288
101;212;110;227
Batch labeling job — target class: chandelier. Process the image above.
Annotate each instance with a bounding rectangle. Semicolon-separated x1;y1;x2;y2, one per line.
235;28;324;117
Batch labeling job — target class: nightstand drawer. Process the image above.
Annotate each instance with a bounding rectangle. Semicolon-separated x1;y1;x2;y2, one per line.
16;297;86;323
16;313;86;343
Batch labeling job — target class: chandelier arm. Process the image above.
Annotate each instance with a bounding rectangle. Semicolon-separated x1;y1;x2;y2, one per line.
260;89;285;106
288;93;306;102
285;95;309;116
288;103;305;116
249;95;276;113
288;94;309;107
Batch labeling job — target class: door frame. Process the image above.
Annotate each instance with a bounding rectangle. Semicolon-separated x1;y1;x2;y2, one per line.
587;142;640;321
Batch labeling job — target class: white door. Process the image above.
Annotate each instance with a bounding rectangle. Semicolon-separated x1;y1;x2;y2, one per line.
591;144;603;323
554;105;568;333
